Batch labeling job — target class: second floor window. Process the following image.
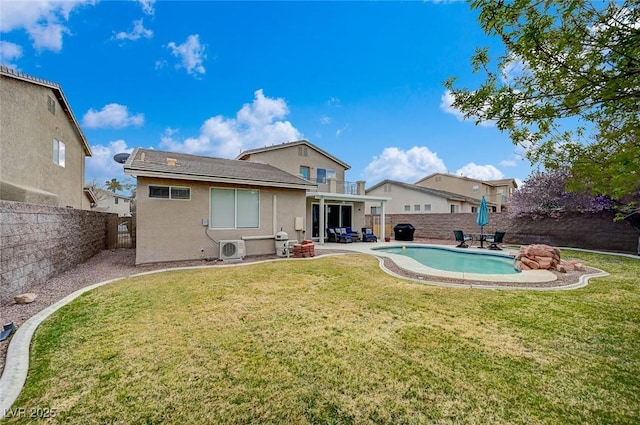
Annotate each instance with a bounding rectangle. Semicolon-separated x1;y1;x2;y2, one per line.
53;139;65;167
316;168;336;183
300;166;310;180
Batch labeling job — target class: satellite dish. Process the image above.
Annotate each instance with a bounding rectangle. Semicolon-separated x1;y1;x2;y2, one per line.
113;153;130;164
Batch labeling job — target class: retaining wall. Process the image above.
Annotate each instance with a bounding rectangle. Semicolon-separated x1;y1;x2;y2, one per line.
0;200;114;303
379;212;638;253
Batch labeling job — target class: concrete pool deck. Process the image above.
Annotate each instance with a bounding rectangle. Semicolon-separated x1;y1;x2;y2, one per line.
314;241;559;284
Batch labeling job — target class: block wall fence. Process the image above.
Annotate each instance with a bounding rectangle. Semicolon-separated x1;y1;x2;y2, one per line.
374;212;639;254
0;200;115;303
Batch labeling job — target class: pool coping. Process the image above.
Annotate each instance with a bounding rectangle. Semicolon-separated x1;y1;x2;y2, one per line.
315;242;560;283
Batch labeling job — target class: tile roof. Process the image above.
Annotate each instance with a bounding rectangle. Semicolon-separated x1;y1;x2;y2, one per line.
0;65;92;156
236;139;350;170
366;179;495;205
416;172;517;188
124;148;316;190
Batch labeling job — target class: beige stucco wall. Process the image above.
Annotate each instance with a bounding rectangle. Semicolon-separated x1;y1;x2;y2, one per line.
0;77;86;208
243;145;347;182
135;177;308;264
366;184;455;214
416;175;511;211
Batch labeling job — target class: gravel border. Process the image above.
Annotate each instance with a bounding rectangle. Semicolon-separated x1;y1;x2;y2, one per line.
0;243;602;377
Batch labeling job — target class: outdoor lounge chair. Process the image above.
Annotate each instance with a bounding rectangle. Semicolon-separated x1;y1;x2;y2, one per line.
361;227;377;242
486;231;505;250
453;230;472;248
345;226;359;240
327;227;352;243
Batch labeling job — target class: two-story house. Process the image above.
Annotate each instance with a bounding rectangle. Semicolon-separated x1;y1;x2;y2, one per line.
414;173;517;212
0;66;92;209
237;140;389;243
365;179;495;214
83;187;133;217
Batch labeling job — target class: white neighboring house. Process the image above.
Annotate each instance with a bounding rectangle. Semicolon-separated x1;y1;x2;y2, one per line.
84;187;132;217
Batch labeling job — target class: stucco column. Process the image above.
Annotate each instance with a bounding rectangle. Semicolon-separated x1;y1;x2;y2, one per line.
380;200;386;241
356;181;365;195
328;177;337;193
319;196;325;245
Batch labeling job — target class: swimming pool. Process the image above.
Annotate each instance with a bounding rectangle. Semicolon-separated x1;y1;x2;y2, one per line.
374;246;520;275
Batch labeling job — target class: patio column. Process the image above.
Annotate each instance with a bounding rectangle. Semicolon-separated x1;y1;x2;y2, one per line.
380;200;386;241
319;196;325;245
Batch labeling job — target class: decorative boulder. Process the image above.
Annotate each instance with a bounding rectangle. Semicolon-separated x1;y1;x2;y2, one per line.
515;244;561;271
14;293;37;304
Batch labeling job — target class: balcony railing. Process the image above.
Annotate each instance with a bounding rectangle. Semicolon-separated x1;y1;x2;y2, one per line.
305;178;362;195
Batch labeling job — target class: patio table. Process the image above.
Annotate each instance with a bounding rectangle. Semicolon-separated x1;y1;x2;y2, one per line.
469;233;489;249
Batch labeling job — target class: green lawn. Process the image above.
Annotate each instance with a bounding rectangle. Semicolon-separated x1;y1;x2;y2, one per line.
3;251;640;424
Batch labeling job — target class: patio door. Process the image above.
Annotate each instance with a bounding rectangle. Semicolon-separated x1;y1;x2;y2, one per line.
312;203;353;238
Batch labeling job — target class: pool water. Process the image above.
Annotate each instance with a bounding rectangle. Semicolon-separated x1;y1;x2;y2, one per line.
375;246;520;275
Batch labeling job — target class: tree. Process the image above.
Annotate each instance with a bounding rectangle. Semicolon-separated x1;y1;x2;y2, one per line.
444;0;640;201
105;178;123;193
508;169;616;220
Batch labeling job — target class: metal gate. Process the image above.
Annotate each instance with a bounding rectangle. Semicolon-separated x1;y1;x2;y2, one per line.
107;215;135;249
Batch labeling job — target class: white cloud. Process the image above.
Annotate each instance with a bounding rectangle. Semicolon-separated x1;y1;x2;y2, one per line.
85;139;134;186
0;0;94;52
440;90;495;127
454;163;504;180
0;41;23;67
160;89;302;158
363;146;447;184
167;34;206;76
327;96;342;107
83;104;145;129
114;19;152;41
500;53;528;84
138;0;155;15
499;159;517;167
320;115;331;125
336;125;350;137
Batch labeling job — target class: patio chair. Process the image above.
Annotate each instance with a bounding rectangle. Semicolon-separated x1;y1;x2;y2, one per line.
326;227;338;242
345;226;359;240
361;227;378;242
453;230;472;248
335;227;353;243
486;231;505;250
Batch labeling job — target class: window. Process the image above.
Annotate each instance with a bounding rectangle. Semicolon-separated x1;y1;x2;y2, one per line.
424;204;431;212
371;206;381;215
472;206;477;213
171;187;191;200
450;205;459;213
210;188;259;229
149;185;191;200
297;146;308;157
47;96;56;115
404;205;410;212
316;168;336;183
414;204;420;212
115;197;119;204
472;185;479;193
300;166;310;180
53;139;65;167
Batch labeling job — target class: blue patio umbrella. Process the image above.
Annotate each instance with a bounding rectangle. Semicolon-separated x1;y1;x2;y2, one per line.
477;196;489;248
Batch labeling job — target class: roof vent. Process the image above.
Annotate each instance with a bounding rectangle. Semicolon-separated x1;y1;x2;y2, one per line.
166;158;177;166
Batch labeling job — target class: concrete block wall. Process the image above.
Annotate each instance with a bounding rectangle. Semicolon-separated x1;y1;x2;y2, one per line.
1;200;113;303
380;212;638;253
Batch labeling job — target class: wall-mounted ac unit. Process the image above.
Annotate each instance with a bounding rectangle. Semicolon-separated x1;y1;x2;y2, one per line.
219;240;245;261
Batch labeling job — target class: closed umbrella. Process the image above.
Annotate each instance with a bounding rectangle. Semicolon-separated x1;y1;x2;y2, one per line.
476;196;489;248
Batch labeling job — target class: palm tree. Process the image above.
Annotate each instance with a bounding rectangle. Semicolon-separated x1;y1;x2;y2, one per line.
105;178;123;193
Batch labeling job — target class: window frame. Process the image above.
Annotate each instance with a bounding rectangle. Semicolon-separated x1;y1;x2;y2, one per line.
52;138;65;167
148;185;191;200
209;187;260;229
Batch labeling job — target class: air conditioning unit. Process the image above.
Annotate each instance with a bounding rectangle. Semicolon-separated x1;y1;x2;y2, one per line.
219;240;245;261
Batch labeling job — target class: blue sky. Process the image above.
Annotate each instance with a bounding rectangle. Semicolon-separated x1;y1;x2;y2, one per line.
1;0;534;191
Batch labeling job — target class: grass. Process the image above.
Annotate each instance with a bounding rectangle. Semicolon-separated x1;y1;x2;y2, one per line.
3;251;640;424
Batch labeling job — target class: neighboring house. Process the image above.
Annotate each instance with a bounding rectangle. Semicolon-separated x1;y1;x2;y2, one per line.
83;187;132;217
237;140;389;243
124;148;317;264
365;179;496;214
0;65;92;209
414;173;517;212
